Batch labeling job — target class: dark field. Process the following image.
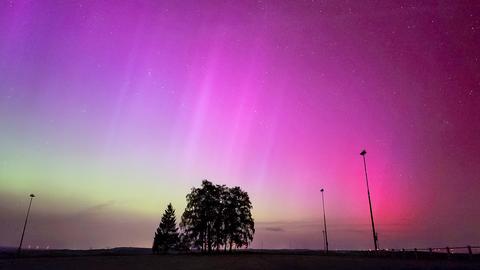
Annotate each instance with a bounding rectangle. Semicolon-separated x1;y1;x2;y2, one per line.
1;253;480;270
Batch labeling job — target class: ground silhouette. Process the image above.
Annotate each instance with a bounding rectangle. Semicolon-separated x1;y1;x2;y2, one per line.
2;253;479;270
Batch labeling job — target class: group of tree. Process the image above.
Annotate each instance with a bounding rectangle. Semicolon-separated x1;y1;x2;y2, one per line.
152;180;255;253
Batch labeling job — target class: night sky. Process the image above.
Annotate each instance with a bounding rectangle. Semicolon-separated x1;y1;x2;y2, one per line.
1;1;479;250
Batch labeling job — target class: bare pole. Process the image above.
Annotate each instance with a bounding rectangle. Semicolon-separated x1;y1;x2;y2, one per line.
322;230;325;250
17;194;35;255
360;150;378;251
320;188;329;253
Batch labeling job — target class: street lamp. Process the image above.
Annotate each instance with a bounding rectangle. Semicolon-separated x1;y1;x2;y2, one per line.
320;188;329;253
17;194;35;255
360;150;378;251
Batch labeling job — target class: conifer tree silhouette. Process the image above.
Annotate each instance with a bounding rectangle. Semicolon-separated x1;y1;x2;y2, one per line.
152;203;179;253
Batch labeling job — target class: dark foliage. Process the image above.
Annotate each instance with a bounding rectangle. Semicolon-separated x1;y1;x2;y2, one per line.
152;203;179;254
180;180;255;252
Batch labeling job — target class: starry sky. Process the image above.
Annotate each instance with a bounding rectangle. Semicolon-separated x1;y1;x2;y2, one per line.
1;1;479;250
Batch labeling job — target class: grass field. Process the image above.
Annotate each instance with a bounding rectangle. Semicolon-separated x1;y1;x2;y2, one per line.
1;253;480;270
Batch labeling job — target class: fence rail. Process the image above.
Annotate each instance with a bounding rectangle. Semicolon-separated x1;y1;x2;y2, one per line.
387;246;480;255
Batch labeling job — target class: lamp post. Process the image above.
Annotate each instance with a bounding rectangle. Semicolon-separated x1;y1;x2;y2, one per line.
360;150;378;251
320;188;329;253
322;230;325;250
17;194;35;255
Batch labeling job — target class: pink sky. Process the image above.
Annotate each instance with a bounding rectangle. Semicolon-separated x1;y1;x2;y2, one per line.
0;1;479;250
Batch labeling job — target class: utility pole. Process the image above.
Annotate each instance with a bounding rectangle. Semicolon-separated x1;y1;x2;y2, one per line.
320;188;329;253
360;150;378;251
17;194;35;255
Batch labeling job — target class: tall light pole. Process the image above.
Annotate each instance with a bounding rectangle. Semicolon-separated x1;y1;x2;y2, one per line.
17;194;35;255
320;188;329;253
360;150;378;251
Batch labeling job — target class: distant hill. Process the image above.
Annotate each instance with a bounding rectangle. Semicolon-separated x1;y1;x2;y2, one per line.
0;247;151;258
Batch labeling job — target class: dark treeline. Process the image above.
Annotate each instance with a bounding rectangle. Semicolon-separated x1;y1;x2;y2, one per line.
152;180;255;254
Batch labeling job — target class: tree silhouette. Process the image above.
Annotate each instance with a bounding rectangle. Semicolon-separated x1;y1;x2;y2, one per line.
152;203;179;254
180;180;218;252
176;232;192;252
224;186;255;250
180;180;254;252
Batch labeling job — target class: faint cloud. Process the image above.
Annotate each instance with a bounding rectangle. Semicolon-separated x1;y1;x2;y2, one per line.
264;227;285;232
80;201;116;214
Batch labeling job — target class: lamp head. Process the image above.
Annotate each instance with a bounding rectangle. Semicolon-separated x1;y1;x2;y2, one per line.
29;194;35;198
360;150;367;156
320;189;324;192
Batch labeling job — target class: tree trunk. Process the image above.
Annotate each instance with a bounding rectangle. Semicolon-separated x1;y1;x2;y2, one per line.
207;228;212;253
